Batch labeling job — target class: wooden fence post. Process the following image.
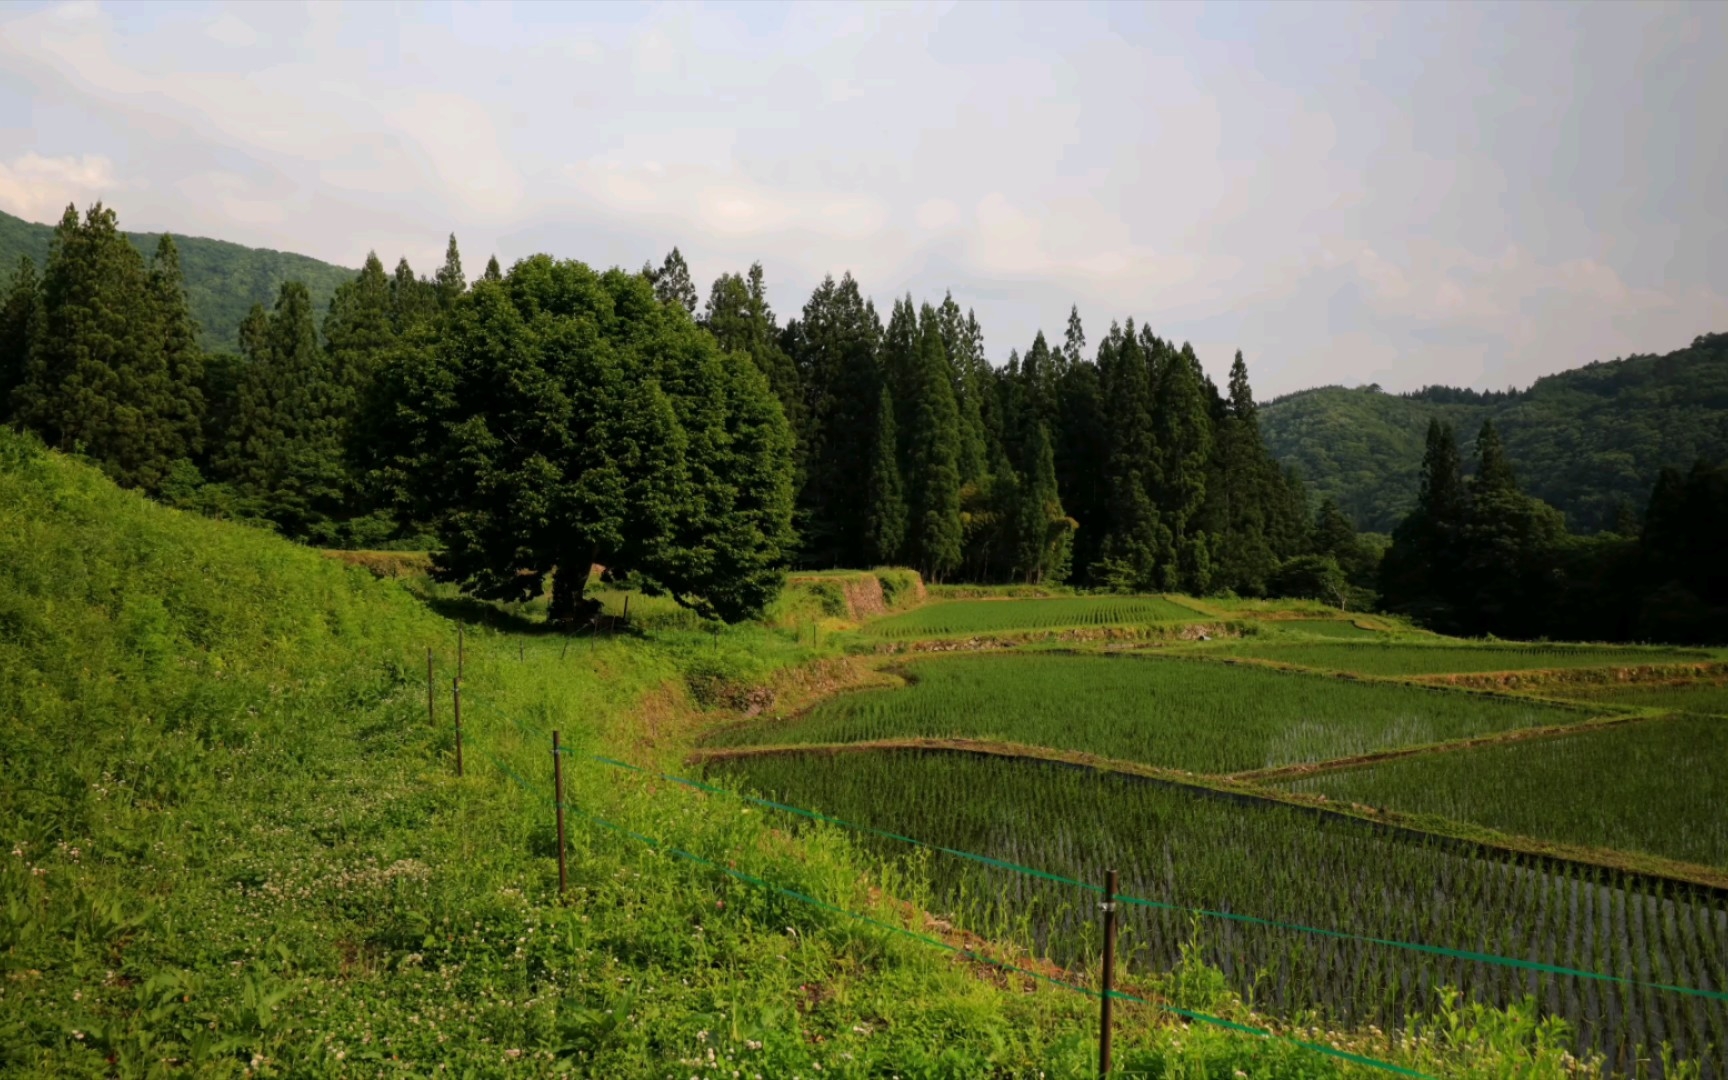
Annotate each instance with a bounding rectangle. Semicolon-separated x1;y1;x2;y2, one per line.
1100;867;1119;1077
552;730;568;895
453;675;464;778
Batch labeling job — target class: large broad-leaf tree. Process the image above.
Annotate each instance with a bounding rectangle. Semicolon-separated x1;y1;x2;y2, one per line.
384;255;795;625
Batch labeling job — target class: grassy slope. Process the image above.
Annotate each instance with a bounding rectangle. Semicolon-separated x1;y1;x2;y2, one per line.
0;433;1601;1077
5;431;1487;1079
0;207;355;355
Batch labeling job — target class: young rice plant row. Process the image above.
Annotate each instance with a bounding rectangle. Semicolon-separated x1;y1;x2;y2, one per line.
707;654;1592;775
712;749;1728;1077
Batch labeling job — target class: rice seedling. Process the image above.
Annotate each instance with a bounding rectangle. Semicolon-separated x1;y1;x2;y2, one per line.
1207;641;1716;677
1279;713;1728;870
862;596;1202;638
713;748;1728;1076
1548;680;1728;716
707;654;1589;774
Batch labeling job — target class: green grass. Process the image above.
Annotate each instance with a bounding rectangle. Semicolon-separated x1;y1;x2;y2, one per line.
861;595;1203;638
1279;714;1728;869
1546;679;1728;715
1206;640;1715;676
707;654;1586;773
0;431;1219;1078
1266;620;1386;639
0;430;1666;1078
713;748;1728;1074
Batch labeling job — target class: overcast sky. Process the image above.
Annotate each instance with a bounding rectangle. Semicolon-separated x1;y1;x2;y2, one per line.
1;1;1722;396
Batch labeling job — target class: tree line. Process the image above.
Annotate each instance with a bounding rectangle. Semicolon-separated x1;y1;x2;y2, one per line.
1381;419;1726;644
4;202;1715;639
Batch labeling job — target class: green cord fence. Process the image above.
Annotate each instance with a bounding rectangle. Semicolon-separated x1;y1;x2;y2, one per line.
489;748;1437;1078
573;750;1728;1008
449;661;1727;1076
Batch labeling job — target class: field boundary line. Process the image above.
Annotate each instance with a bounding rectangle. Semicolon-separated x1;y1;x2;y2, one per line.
1227;709;1677;783
688;738;1728;895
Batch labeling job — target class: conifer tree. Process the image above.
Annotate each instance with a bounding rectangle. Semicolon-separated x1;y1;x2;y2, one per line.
434;234;465;310
0;256;40;420
701;264;802;436
1061;304;1085;370
781;273;883;566
216;281;350;537
146;235;206;462
1455;419;1565;635
325;253;397;389
1154;341;1214;592
1207;350;1277;593
653;247;698;314
1095;321;1160;590
1013;421;1073;584
1380;419;1467;617
391;257;439;334
863;385;907;565
482;256;503;283
13;204;199;492
936;292;989;487
904;305;964;580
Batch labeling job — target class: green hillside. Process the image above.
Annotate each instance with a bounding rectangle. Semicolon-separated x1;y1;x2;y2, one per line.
0;431;1241;1076
1262;332;1728;531
0;207;355;354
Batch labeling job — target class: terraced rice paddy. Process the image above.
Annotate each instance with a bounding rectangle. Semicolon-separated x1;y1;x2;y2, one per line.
707;654;1590;773
1208;640;1717;677
861;595;1202;638
1280;713;1728;870
711;749;1728;1075
1550;679;1728;715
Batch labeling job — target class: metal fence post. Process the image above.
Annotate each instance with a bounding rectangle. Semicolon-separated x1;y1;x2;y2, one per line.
1100;867;1119;1077
553;730;568;895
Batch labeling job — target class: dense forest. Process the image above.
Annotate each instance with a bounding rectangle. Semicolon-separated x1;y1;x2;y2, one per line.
2;202;1722;640
1263;335;1728;532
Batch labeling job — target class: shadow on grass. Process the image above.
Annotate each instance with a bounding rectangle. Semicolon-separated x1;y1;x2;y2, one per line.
414;591;651;641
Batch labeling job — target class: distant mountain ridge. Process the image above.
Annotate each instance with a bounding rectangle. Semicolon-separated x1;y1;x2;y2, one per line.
0;207;355;355
1262;333;1728;532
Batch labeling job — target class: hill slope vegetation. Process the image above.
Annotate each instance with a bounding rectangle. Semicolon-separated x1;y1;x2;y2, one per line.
1263;333;1728;531
1;206;355;354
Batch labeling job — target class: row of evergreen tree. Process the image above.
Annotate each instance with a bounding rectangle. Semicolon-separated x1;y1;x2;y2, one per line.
642;248;1344;594
0;202;1386;618
1382;419;1726;644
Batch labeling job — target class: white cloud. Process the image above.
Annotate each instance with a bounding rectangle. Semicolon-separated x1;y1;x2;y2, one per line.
0;0;1720;397
0;152;126;221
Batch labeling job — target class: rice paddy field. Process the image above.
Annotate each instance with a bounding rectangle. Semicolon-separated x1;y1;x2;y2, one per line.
1279;714;1728;870
707;653;1592;773
1204;640;1718;677
860;595;1203;638
709;749;1728;1076
1549;679;1728;715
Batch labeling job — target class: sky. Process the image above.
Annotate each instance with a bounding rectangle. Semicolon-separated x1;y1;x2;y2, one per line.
0;0;1722;397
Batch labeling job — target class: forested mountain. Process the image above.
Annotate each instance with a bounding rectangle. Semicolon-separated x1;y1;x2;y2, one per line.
0;207;354;354
1263;333;1728;532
